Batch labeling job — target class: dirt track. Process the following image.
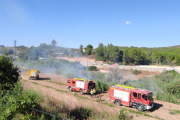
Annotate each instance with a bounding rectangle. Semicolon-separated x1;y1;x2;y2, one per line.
20;67;180;120
58;57;180;73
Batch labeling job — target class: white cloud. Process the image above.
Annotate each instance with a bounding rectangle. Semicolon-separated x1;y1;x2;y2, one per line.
125;21;131;25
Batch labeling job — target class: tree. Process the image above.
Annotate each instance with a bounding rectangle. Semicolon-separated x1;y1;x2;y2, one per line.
62;48;69;56
18;52;28;61
108;46;122;62
0;56;42;119
103;44;122;62
124;48;147;65
46;49;54;58
27;47;39;60
79;44;84;55
85;44;93;55
103;46;108;61
0;55;20;90
175;55;180;66
123;49;130;64
70;48;77;57
51;39;57;47
95;43;104;57
151;51;164;65
16;46;28;51
95;43;105;61
0;48;14;54
0;45;5;48
166;53;175;65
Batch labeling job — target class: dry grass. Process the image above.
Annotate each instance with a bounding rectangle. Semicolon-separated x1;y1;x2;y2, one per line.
39;95;131;120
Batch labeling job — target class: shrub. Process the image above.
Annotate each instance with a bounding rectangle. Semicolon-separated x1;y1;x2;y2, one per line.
96;56;105;61
96;98;101;102
169;110;180;115
0;55;20;90
154;70;180;104
156;92;179;104
132;70;141;75
118;62;123;65
69;107;94;119
157;70;179;79
95;80;109;91
88;66;97;71
107;66;123;82
107;62;112;65
118;109;133;120
0;82;43;119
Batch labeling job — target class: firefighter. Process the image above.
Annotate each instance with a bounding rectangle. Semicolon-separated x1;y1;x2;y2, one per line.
93;88;96;95
90;89;93;97
90;88;96;98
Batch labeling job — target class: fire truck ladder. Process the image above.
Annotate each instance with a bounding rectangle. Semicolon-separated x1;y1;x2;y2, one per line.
116;85;135;90
74;78;88;81
74;78;94;83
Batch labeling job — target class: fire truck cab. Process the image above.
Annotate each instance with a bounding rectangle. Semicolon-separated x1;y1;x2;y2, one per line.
67;78;96;95
109;85;154;111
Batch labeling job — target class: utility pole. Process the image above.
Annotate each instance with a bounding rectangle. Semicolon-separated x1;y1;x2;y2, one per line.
14;40;16;59
87;56;88;67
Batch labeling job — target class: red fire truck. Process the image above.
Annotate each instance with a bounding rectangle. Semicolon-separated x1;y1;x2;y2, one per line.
67;78;96;95
109;85;154;111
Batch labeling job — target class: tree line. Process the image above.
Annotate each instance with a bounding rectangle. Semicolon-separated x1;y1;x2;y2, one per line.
2;39;180;66
17;40;80;61
80;43;180;66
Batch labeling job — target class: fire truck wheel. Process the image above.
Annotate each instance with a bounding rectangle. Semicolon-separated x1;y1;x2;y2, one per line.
69;87;72;92
130;102;133;107
137;104;144;112
80;90;84;95
115;100;121;106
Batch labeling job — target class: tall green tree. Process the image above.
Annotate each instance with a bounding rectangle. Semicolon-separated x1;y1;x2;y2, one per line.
0;55;20;90
104;44;122;62
95;43;105;61
109;46;122;62
123;48;147;65
79;44;84;55
27;47;39;60
85;44;93;55
175;55;180;65
166;53;175;65
18;52;28;61
103;46;108;61
51;39;57;47
95;43;104;57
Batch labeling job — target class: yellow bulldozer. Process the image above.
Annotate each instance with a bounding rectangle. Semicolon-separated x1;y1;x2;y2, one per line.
29;69;40;80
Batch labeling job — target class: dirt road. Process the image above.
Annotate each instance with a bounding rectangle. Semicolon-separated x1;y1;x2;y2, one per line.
58;57;180;73
20;67;180;120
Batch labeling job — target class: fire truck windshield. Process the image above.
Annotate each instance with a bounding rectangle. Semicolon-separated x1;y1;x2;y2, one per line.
148;93;153;100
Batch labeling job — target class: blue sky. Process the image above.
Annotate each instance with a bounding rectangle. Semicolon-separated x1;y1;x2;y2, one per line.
0;0;180;48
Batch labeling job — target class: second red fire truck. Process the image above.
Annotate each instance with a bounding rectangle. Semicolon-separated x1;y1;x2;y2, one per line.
67;78;96;95
109;85;154;111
